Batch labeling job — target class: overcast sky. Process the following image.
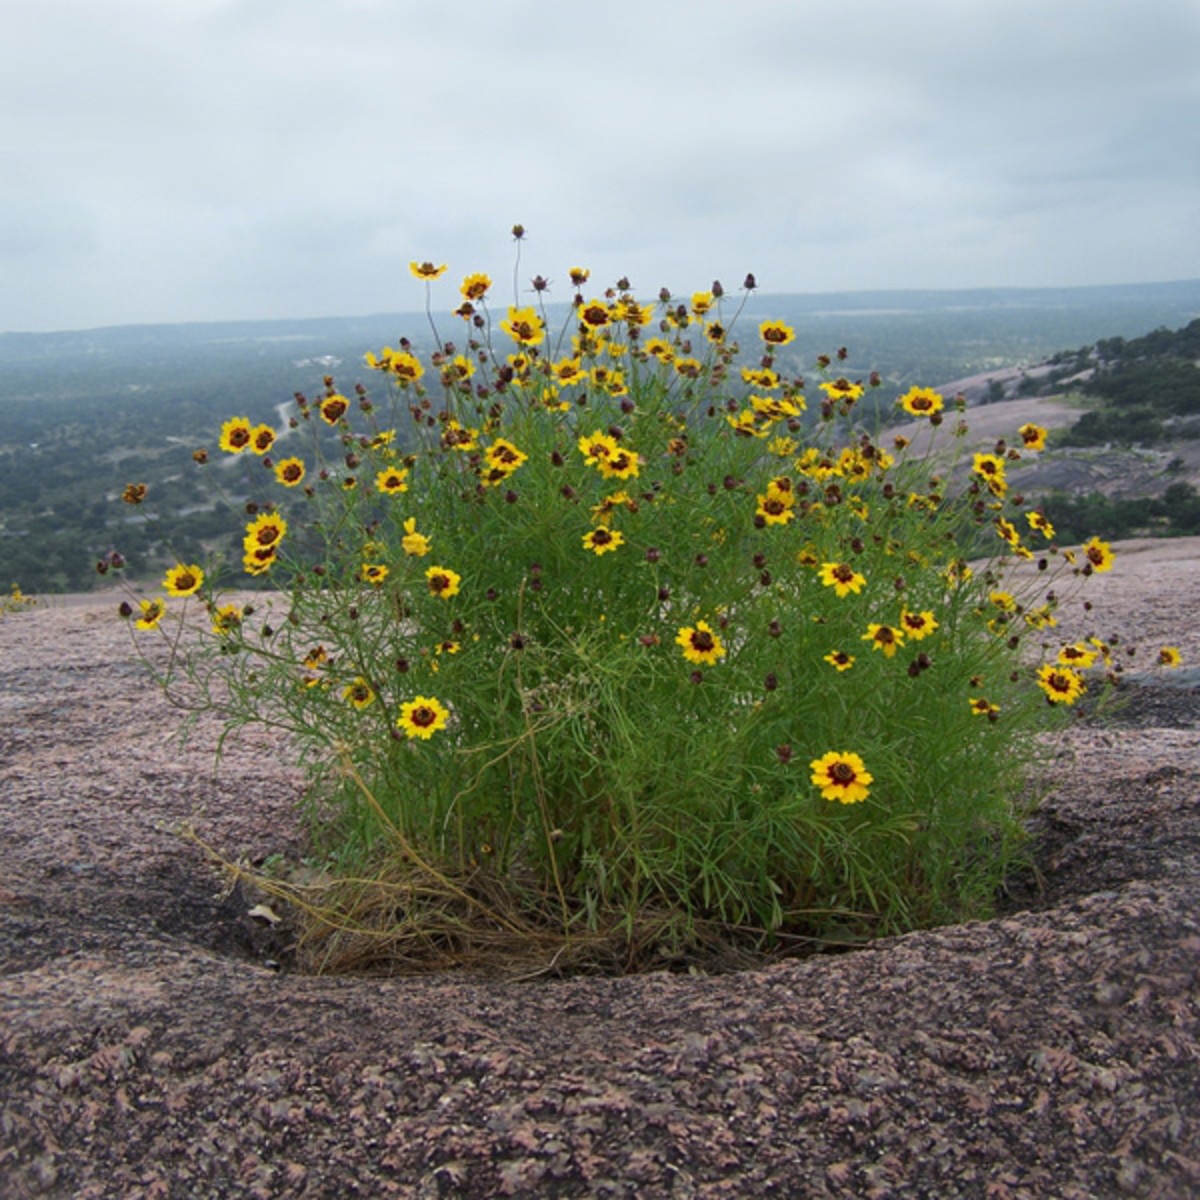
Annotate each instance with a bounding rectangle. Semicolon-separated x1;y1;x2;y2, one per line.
3;0;1198;333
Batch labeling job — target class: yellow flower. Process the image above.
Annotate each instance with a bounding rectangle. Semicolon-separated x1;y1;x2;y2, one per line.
690;291;716;316
163;563;204;597
218;416;253;454
500;306;545;346
244;512;287;554
582;527;624;555
819;378;865;405
1018;423;1048;451
274;457;306;487
818;562;866;598
135;598;166;630
862;623;904;657
410;261;448;280
1036;664;1086;705
1057;643;1097;668
899;609;937;640
758;319;796;346
401;517;431;557
675;621;726;666
375;467;409;495
1158;646;1183;668
484;438;528;475
319;394;350;424
425;566;462;599
361;563;389;586
397;695;450;740
989;591;1017;613
552;357;586;386
810;751;873;805
459;272;491;300
211;604;244;636
756;489;795;525
441;419;479;452
897;386;944;417
578;299;611;328
824;650;855;672
1027;511;1055;539
249;424;276;455
972;453;1007;495
1082;537;1115;573
597;447;640;481
343;678;376;710
969;698;1000;718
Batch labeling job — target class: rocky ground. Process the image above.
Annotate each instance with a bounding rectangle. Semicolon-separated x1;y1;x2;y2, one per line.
2;540;1199;1198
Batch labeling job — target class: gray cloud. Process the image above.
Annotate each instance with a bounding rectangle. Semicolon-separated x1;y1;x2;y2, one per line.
1;0;1197;330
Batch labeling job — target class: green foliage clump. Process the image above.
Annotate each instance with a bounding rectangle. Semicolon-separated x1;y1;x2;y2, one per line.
113;254;1177;973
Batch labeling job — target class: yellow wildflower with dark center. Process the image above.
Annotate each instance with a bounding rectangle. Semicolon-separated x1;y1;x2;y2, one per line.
410;261;447;280
500;306;545;346
768;436;798;457
824;650;855;672
578;432;613;468
758;319;796;346
819;378;865;404
972;453;1007;494
704;321;726;345
569;266;590;287
578;299;611;328
614;298;653;327
485;439;528;474
644;338;675;362
676;621;726;666
1027;511;1055;539
274;457;305;486
756;489;795;526
1019;423;1048;451
425;566;461;599
553;358;585;386
818;561;866;598
1058;643;1097;668
597;448;640;480
751;394;804;420
441;420;479;452
1082;537;1115;572
583;527;624;555
673;357;702;379
441;355;475;386
727;410;768;438
375;467;409;495
989;591;1017;613
459;272;491;300
219;417;253;453
1036;664;1085;705
898;386;944;417
250;425;276;454
303;646;329;670
397;695;450;740
401;517;431;557
361;564;389;586
900;609;937;640
863;623;904;657
343;678;376;710
995;518;1021;548
243;547;277;576
690;291;715;316
1159;646;1183;668
809;751;873;804
135;598;166;630
211;604;244;636
244;512;287;552
390;352;424;383
319;394;350;424
122;482;147;504
970;698;1000;717
1024;604;1057;630
742;367;780;389
591;491;637;526
163;563;204;597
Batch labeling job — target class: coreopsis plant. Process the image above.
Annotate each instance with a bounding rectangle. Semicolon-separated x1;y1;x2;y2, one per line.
113;247;1182;971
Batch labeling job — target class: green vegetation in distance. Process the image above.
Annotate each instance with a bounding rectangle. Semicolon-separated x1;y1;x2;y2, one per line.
2;278;1200;594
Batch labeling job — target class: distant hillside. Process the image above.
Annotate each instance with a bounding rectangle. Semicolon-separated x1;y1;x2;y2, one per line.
2;280;1199;593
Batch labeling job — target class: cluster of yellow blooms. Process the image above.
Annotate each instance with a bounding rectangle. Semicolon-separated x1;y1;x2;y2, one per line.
122;261;1185;814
